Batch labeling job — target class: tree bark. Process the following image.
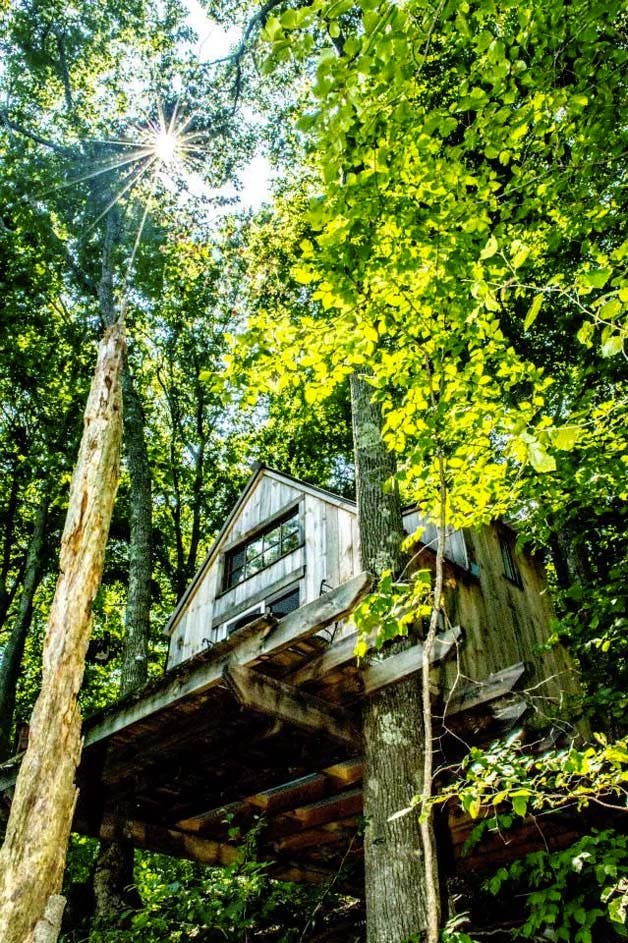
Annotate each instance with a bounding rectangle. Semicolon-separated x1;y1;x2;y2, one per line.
0;322;124;943
0;465;24;633
350;372;437;943
91;360;152;929
0;494;49;760
119;363;151;694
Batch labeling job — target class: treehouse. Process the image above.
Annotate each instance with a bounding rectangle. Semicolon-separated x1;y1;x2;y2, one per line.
0;465;582;890
165;464;572;708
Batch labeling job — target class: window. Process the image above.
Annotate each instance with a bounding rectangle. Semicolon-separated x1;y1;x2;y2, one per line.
500;537;523;588
224;511;301;590
269;587;300;618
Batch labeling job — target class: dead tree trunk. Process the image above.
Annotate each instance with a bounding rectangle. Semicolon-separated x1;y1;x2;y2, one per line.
0;323;124;943
91;361;152;928
350;372;438;943
0;494;49;760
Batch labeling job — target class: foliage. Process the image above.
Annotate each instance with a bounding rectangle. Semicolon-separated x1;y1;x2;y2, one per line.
351;568;433;655
432;733;628;835
487;830;628;941
61;848;337;943
442;830;628;943
237;0;628;721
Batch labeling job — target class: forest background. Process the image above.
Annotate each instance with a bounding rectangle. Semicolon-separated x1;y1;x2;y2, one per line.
0;0;626;940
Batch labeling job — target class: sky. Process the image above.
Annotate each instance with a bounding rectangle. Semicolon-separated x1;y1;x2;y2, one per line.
179;0;274;211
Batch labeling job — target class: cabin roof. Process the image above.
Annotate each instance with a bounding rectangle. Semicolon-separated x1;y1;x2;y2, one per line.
163;464;357;636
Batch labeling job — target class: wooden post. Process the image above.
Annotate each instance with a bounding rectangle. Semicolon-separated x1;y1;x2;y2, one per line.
0;323;124;943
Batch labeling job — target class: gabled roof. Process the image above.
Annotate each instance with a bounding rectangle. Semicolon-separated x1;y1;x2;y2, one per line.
163;464;356;636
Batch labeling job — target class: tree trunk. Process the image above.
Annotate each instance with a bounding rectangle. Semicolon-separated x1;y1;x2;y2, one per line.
350;372;437;943
0;494;49;760
118;362;151;694
0;322;124;943
0;466;24;633
91;360;152;929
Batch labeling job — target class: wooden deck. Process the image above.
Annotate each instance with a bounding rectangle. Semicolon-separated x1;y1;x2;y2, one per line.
0;572;551;884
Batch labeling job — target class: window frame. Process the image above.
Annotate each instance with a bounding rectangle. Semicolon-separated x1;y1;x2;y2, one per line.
500;536;523;589
222;507;303;592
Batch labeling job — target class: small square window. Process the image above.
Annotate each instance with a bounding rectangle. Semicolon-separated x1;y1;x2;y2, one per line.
270;587;300;618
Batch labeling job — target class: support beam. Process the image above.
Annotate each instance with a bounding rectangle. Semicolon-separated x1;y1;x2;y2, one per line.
288;632;360;686
103;804;338;886
223;665;359;747
175;759;366;834
274;818;359;853
358;627;461;698
278;788;363;830
82;571;372;749
98;814;241;867
443;662;525;717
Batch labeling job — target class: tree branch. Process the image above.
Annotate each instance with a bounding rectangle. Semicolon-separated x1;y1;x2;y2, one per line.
53;29;73;113
0;112;71;156
208;0;292;115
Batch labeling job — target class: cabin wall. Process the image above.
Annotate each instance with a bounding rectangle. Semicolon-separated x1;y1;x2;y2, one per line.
167;479;360;668
166;469;577;723
435;525;580;718
168;475;305;667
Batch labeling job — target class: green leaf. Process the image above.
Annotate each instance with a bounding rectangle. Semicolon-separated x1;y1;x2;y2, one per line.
583;269;611;289
524;294;543;330
527;441;557;473
480;236;499;260
280;8;298;28
601;335;623;358
511;243;530;269
599;298;622;321
512;794;528;817
550;426;581;451
293;265;316;285
577;321;594;346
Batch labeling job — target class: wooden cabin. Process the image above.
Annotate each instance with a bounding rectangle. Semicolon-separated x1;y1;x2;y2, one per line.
0;465;583;900
165;465;574;715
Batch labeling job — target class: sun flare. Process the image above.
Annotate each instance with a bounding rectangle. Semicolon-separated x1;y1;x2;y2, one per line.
154;129;178;164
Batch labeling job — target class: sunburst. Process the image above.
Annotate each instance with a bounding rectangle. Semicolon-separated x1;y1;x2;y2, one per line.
57;98;209;308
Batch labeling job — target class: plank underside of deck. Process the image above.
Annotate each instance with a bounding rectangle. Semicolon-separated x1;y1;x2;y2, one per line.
1;573;568;881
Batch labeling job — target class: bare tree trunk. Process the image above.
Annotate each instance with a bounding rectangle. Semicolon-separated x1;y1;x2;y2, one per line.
119;363;151;694
0;323;124;943
91;360;152;929
350;372;439;943
0;466;25;633
0;494;49;760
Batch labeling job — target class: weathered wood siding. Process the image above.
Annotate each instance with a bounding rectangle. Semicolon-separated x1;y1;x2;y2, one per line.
167;475;360;668
166;470;577;721
433;525;580;717
403;511;468;569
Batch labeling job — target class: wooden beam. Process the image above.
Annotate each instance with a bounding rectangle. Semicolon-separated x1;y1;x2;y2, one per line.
274;818;359;853
99;816;332;884
288;632;360;687
97;814;241;866
175;759;367;837
175;801;244;834
323;758;363;788
280;788;363;830
246;773;328;813
444;662;525;717
82;571;372;750
224;665;359;747
358;627;461;698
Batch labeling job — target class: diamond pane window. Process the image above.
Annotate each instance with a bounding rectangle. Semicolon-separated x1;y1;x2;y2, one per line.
224;509;301;590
